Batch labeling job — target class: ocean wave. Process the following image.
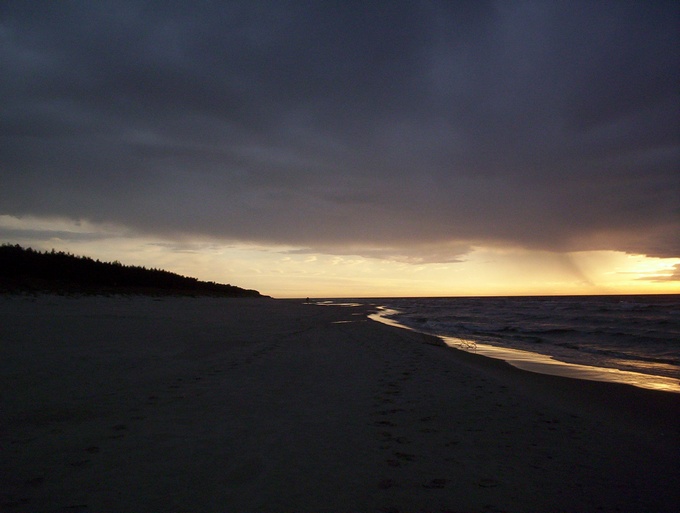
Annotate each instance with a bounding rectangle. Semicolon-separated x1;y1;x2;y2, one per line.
379;295;680;380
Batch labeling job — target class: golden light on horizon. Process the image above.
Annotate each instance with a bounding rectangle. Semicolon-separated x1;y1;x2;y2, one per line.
1;215;678;298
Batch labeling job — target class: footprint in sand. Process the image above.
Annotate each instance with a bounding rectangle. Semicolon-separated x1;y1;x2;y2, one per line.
393;451;415;462
109;424;127;438
379;431;394;440
423;478;447;489
378;478;398;489
477;477;500;488
374;420;396;427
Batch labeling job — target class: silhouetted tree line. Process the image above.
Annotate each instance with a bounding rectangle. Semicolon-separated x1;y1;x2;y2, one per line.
0;244;263;297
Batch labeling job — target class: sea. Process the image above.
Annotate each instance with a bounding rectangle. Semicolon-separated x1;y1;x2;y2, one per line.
337;295;680;392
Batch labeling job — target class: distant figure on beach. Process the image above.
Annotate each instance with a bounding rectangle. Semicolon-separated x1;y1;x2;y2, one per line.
306;297;310;304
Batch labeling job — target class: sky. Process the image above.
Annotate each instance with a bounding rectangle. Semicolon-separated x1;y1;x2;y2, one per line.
1;1;679;298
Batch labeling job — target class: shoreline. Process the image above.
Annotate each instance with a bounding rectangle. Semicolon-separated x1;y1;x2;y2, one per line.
2;295;679;512
367;302;680;394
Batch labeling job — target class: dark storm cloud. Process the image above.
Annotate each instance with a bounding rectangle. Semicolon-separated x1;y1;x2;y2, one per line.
1;0;678;261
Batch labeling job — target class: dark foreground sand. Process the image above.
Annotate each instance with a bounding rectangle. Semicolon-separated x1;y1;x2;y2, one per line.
1;296;678;513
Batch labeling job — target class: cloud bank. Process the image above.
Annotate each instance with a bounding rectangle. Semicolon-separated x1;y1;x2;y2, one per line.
1;1;678;262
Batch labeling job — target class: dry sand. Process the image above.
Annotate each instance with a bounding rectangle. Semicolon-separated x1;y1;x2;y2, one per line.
1;295;678;512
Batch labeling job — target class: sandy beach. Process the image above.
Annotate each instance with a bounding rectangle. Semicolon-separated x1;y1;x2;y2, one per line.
1;295;678;513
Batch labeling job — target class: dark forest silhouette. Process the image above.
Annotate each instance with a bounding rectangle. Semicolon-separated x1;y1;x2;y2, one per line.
0;244;264;297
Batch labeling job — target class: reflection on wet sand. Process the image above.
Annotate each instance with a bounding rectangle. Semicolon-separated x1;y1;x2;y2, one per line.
442;337;680;393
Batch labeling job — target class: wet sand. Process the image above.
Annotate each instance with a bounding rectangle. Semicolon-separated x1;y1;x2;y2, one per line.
1;295;678;512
